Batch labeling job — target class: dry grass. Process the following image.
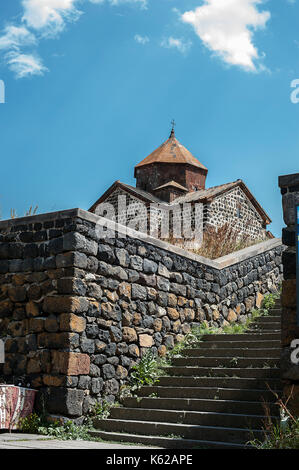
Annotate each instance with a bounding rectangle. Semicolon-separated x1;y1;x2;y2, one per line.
162;222;265;260
250;385;299;449
10;205;38;219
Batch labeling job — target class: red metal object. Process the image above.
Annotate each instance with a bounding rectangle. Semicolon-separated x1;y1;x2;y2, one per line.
0;385;37;430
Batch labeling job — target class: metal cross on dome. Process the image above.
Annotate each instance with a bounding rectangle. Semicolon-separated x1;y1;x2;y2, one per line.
170;119;176;137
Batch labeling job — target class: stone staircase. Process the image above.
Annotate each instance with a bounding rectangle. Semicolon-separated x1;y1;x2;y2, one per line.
90;299;282;449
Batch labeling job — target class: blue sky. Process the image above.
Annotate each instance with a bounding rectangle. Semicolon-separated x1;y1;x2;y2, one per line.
0;0;298;237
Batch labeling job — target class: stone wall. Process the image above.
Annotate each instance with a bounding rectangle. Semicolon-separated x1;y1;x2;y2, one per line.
207;186;267;240
0;208;283;420
279;173;299;415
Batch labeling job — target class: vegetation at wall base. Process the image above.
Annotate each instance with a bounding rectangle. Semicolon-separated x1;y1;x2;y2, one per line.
19;413;93;441
250;388;299;449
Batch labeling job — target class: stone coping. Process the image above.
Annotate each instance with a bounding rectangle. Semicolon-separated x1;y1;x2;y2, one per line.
0;208;282;270
279;173;299;188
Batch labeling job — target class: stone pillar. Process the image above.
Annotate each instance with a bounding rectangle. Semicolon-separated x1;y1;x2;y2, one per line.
279;173;299;414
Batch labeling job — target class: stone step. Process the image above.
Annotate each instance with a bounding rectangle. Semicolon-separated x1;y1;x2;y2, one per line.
109;407;278;429
255;316;281;323
172;357;279;368
201;333;280;342
88;430;250;449
246;330;281;335
162;366;280;378
247;323;281;331
138;386;279;402
158;376;282;390
188;340;281;349
182;348;280;358
93;418;264;444
122;397;279;416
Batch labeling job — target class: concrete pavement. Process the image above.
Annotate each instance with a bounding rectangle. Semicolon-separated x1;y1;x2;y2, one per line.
0;432;161;449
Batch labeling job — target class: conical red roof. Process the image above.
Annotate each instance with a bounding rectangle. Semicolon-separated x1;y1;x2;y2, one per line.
135;132;207;173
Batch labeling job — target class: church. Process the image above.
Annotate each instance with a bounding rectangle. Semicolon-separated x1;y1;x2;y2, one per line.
89;125;272;245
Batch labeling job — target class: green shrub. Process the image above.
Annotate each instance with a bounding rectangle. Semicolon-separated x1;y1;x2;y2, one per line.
38;420;91;440
130;350;163;388
262;293;278;311
19;411;92;441
90;400;121;420
19;413;45;433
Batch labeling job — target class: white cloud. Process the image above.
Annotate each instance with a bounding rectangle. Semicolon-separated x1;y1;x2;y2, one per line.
5;50;47;78
0;0;148;78
0;25;44;78
161;36;192;54
108;0;147;8
21;0;82;37
0;25;36;50
181;0;270;71
134;34;149;44
89;0;147;7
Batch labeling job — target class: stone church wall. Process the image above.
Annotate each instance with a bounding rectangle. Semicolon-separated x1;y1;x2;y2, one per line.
206;187;267;240
95;185;267;245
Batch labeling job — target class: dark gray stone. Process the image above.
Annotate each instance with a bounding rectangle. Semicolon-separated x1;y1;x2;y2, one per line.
143;259;158;274
130;256;143;271
132;284;147;300
104;378;119;396
91;377;104;394
81;338;95;353
78;375;91;390
102;364;115;380
46;388;84;417
98;245;115;263
86;324;100;339
93;354;107;366
115;248;130;267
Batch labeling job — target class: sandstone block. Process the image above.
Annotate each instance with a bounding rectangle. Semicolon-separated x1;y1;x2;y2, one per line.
158;345;167;357
43;296;89;314
59;313;86;332
51;351;90;375
153;318;162;332
118;282;132;300
168;294;178;307
43;375;64;387
26;301;40;318
167;308;180;320
122;311;133;327
116;365;128;379
139;334;153;348
122;327;137;343
256;292;264;309
227;310;238;323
